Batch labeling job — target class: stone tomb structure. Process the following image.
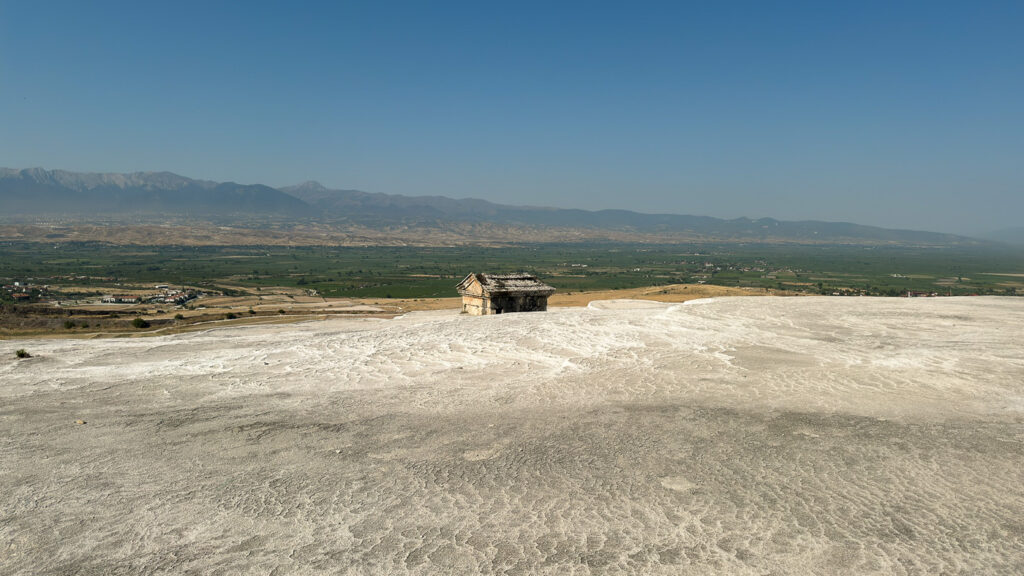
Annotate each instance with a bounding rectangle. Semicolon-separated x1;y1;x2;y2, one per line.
456;273;555;315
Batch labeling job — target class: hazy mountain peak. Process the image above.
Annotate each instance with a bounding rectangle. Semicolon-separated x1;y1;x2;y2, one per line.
0;167;211;191
0;167;307;216
292;180;328;191
280;180;363;203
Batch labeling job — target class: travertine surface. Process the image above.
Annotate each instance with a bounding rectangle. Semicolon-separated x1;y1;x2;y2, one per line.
2;297;1023;574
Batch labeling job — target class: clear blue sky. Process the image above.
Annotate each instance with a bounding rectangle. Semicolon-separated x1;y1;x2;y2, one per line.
2;1;1022;234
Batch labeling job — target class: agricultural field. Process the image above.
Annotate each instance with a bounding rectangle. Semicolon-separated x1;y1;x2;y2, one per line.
2;241;1022;302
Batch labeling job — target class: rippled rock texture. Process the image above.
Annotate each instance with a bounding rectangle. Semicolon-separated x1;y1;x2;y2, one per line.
2;297;1023;574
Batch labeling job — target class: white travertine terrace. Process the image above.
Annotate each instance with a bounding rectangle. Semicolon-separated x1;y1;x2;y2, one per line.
2;296;1023;574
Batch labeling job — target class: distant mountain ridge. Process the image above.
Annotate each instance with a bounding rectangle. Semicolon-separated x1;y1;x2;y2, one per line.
0;168;308;217
0;167;982;245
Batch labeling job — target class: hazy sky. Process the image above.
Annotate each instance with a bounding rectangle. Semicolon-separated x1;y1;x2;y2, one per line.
2;1;1022;234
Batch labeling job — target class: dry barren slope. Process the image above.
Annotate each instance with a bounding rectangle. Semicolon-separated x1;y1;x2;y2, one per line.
2;297;1023;574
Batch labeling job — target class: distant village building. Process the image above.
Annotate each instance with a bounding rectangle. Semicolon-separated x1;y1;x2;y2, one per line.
101;295;141;304
456;273;555;315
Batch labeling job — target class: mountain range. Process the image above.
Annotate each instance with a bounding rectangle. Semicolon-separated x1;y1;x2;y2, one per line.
0;167;987;245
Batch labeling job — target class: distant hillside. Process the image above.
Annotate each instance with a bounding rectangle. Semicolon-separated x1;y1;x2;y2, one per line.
0;167;982;246
282;180;975;245
0;168;309;217
980;227;1024;246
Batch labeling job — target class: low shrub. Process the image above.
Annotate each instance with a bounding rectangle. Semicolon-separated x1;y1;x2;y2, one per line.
225;312;237;320
15;349;30;359
132;317;150;329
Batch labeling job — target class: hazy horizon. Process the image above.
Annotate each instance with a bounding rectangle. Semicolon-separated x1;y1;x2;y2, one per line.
0;165;1014;240
2;2;1022;236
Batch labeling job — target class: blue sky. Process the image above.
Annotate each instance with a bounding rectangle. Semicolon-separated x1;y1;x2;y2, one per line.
1;1;1022;234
